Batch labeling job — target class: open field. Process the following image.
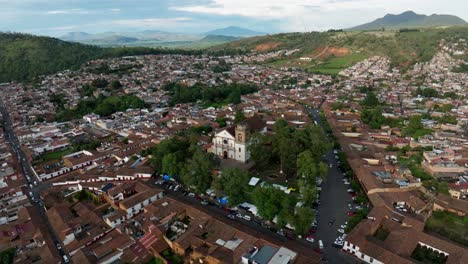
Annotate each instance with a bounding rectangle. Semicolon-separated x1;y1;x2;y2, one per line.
425;210;468;246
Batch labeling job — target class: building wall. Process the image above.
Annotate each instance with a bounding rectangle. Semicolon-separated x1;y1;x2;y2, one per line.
343;241;384;264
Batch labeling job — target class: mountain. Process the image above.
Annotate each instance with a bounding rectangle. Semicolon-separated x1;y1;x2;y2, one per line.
199;35;239;43
61;31;92;41
348;11;467;31
208;27;468;72
205;26;264;37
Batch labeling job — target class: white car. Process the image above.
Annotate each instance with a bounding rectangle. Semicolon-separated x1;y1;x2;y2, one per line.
338;228;345;234
329;164;333;168
347;189;354;193
340;225;347;229
306;236;314;243
243;215;251;221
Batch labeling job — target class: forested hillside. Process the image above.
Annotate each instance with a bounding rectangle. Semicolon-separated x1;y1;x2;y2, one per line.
208;26;468;71
0;33;201;83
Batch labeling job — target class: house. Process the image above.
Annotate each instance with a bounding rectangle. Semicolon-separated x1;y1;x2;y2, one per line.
211;115;266;163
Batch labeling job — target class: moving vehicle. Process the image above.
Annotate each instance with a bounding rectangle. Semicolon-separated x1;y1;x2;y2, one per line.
319;240;324;249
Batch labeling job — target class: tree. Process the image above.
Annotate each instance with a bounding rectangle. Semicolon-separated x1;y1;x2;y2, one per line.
361;107;386;129
251;186;286;221
234;109;246;124
361;91;379;107
248;133;272;169
273;119;298;175
215;117;227;127
214;168;251;206
162;153;180;177
183;149;215;193
110;80;123;90
91;78;109;88
298;180;317;206
291;207;315;235
0;248;15;264
297;150;318;182
404;115;425;137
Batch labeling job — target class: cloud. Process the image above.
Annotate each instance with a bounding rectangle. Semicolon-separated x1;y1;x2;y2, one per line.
46;8;89;15
111;17;192;28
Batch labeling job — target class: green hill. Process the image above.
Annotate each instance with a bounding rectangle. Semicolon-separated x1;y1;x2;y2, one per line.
0;33;202;83
208;27;468;73
348;11;467;31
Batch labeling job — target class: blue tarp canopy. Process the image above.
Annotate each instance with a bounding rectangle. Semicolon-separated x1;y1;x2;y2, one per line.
217;196;229;205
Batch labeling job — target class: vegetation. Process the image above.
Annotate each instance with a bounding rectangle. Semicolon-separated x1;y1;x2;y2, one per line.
0;33;203;83
212;168;251;206
403;115;433;138
163;82;258;107
210;27;468;70
160;249;183;264
146;257;164;264
411;243;447;264
345;209;369;233
452;63;468;73
40;148;73;162
425;210;468;247
0;248;15;264
142;136;219;193
423;180;449;194
56;94;147;121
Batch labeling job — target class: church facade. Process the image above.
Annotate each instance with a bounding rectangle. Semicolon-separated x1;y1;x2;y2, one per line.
211;115;266;163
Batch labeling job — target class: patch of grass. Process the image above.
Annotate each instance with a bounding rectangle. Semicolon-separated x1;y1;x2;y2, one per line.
40;148;73;162
425;210;468;247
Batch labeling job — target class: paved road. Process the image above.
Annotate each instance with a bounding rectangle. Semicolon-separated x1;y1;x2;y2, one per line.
148;180;324;262
0;101;69;263
307;107;359;264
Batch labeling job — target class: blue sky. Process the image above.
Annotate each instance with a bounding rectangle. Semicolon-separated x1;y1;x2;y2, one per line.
1;0;467;36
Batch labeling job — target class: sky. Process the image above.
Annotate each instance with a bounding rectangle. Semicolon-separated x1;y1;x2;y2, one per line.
1;0;467;36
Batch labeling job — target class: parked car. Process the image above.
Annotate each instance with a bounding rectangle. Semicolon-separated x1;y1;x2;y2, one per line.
340;224;347;229
243;215;251;221
201;200;209;206
306;235;315;243
188;192;195;198
347;211;356;216
338;228;345;234
227;214;236;220
236;213;243;218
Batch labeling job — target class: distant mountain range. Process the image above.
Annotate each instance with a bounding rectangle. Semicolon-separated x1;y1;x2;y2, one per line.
204;26;264;37
60;26;260;48
348;11;467;31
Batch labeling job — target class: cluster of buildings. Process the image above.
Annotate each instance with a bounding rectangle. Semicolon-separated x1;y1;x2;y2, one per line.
0;35;466;263
316;39;468;264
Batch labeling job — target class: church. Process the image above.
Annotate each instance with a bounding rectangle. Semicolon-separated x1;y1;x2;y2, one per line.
211;115;266;163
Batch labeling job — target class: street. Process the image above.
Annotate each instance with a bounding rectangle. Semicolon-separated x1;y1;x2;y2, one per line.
307;108;359;264
0;101;69;263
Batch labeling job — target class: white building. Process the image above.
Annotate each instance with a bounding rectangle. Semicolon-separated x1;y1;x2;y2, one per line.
211;115;266;163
